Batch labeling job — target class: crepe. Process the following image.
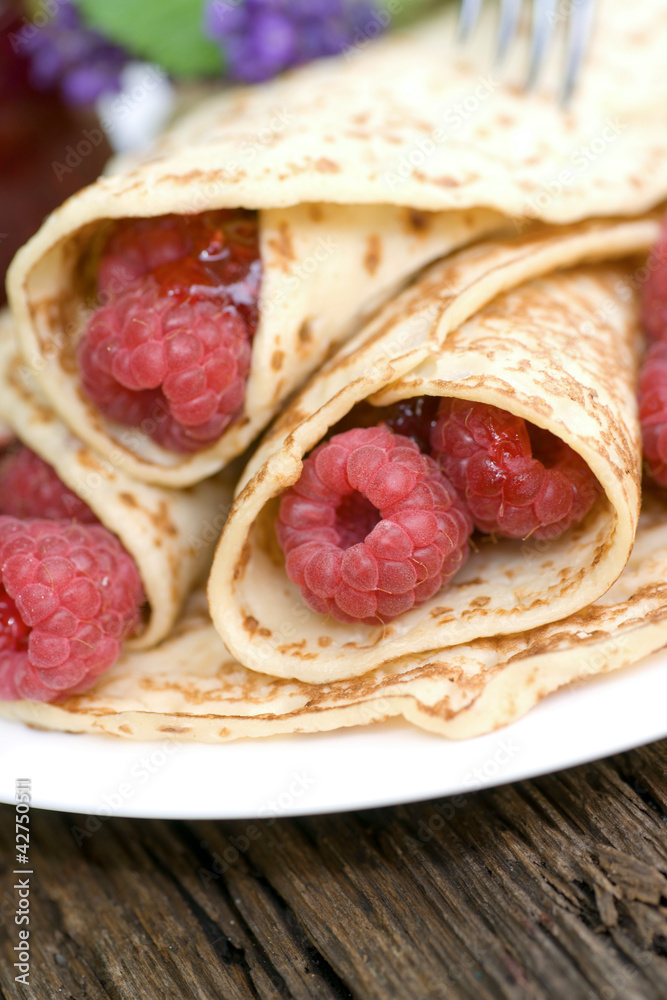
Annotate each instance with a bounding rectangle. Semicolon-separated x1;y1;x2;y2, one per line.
2;488;667;742
208;216;661;683
0;311;229;649
7;0;667;487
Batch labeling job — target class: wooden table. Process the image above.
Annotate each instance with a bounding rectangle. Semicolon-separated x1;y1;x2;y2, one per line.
1;738;667;1000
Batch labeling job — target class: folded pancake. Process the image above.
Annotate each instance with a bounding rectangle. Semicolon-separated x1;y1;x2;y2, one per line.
0;312;228;650
3;488;667;742
208;217;660;683
7;0;667;487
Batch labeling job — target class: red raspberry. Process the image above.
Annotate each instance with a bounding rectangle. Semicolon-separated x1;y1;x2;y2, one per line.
276;427;472;625
78;281;253;453
0;447;98;523
78;210;261;454
639;340;667;486
430;399;602;540
0;518;145;702
641;219;667;342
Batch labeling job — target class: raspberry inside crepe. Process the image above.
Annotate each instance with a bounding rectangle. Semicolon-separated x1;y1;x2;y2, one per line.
78;211;261;454
275;401;602;626
209;219;657;684
276;425;473;625
0;448;145;702
429;400;602;541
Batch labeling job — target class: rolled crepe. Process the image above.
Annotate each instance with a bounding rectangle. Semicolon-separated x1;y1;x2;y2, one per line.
0;312;229;649
208;216;660;683
3;488;667;742
8;0;667;487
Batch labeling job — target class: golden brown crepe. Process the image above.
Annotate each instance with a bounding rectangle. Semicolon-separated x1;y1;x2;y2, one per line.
208;216;660;683
7;0;667;486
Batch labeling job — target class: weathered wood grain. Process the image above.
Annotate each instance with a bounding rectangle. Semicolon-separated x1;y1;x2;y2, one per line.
1;739;667;1000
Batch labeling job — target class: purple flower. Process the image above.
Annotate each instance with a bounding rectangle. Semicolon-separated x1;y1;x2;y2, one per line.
204;1;247;38
19;0;129;106
204;0;383;83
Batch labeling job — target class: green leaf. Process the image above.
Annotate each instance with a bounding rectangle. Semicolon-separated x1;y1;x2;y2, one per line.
381;0;449;29
74;0;224;78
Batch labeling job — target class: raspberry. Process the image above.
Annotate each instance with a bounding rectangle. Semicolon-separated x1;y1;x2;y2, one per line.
430;399;602;540
276;427;472;625
78;210;261;454
79;281;253;452
0;447;98;523
641;220;667;342
0;518;145;702
639;340;667;486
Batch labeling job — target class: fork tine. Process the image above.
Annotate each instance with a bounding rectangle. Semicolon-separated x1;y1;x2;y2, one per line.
561;0;596;106
526;0;558;91
458;0;483;42
496;0;523;64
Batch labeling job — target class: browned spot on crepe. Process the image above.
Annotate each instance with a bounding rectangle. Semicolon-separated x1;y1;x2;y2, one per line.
151;500;178;537
267;220;295;272
315;157;340;173
406;209;431;233
271;350;284;371
364;235;382;276
234;539;252;581
298;320;313;347
76;449;107;473
243;614;259;634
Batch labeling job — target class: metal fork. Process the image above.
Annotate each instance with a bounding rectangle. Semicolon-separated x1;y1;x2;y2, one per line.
458;0;596;106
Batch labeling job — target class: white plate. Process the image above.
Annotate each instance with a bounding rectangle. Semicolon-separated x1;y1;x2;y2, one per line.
1;648;666;819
